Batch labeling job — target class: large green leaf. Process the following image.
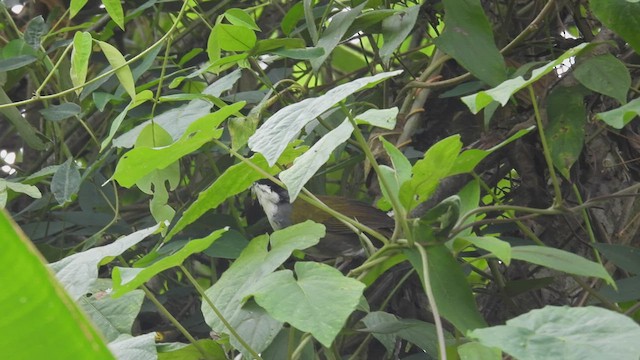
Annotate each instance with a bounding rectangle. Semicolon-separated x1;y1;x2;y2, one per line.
101;0;125;30
596;97;640;129
79;280;145;342
50;224;161;299
546;86;588;178
216;24;257;51
511;246;614;285
573;54;631;104
399;135;462;211
113;102;245;188
51;158;82;205
70;31;92;93
112;228;226;297
405;245;488;333
96;40;135;99
591;0;640;55
434;0;507;86
248;70;402;166
201;221;325;355
310;3;365;71
592;243;640;274
0;210;114;359
469;306;640;360
248;262;365;347
280;118;353;201
461;43;590;113
379;6;420;65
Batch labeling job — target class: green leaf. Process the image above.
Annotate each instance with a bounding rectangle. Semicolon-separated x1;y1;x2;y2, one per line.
469;306;640;360
96;40;136;99
361;312;449;358
596;97;640;129
0;88;45;150
458;236;512;265
112;229;227;297
165;149;299;242
109;333;156;359
51;158;81;205
272;46;325;60
591;0;640;55
248;70;402;166
0;211;114;360
216;24;257;51
399;135;463;211
102;0;125;30
511;246;614;285
79;280;145;342
252;38;305;54
50;224;161;299
434;0;507;86
201;222;325;354
70;0;89;18
405;245;488;333
39;102;82;122
458;341;501;360
599;276;640;302
310;3;365;71
461;43;590;113
224;8;260;31
113;102;245;188
546;86;587;178
280;118;354;201
448;126;535;175
592;243;640;274
380;6;420;65
0;179;42;207
573;54;631;104
0;54;37;71
355;107;398;130
24;16;46;49
157;339;225;360
249;262;365;348
70;31;93;94
282;2;304;35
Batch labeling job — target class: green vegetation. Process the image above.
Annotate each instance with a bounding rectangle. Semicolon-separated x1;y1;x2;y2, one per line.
2;0;640;359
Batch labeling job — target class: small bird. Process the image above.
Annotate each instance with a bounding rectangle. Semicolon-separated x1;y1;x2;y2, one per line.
251;179;394;259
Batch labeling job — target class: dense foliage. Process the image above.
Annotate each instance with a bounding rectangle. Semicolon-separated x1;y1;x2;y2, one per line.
2;0;640;359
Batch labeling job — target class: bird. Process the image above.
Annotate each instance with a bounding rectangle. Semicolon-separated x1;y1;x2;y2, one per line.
251;179;394;259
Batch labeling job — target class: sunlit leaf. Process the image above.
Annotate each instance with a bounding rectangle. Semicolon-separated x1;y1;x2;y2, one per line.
248;70;403;166
96;40;136;99
0;211;114;359
461;43;590;113
70;32;93;93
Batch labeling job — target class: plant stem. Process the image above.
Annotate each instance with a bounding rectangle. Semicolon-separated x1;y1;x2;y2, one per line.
527;85;563;207
179;265;263;360
416;244;447;360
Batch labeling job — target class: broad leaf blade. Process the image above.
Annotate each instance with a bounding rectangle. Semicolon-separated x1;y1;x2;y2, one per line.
405;245;488;333
249;262;365;348
511;246;614;285
469;306;640;360
280;118;354;201
461;43;589;113
248;70;403;166
0;211;115;359
112;229;227;297
434;0;507;86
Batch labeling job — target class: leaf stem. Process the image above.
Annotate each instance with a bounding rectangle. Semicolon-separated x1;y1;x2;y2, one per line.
179;265;263;360
528;85;563;207
416;244;447;360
